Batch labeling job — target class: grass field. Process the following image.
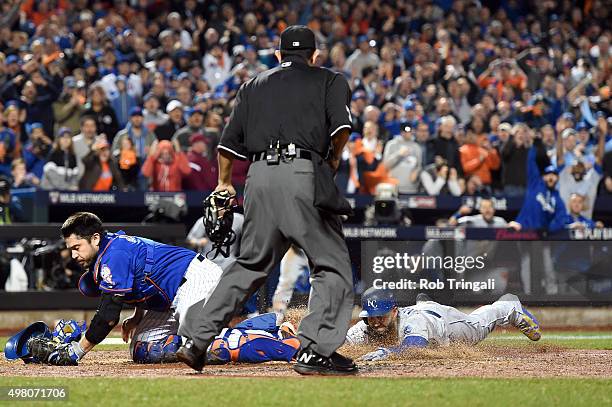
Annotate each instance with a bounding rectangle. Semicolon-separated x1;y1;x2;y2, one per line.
2;331;612;407
1;377;611;407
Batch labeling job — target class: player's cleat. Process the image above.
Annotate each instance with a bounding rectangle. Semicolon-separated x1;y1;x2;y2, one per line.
416;293;432;303
176;339;207;372
279;322;297;339
513;307;542;341
293;347;358;376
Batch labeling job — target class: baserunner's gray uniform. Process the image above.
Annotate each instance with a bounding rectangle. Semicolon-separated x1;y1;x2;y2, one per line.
346;294;523;346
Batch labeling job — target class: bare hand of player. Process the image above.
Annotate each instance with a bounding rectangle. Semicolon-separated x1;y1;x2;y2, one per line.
215;183;236;197
121;317;139;343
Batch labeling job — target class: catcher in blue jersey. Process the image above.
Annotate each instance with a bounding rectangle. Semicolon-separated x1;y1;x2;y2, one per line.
3;210;299;366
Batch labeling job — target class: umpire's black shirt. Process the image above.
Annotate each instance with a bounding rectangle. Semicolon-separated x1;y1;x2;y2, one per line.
218;56;353;159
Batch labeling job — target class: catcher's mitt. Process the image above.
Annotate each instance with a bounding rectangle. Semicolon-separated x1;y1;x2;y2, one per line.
27;337;79;366
27;336;60;364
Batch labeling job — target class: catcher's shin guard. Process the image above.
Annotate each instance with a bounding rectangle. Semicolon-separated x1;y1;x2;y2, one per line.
132;335;182;363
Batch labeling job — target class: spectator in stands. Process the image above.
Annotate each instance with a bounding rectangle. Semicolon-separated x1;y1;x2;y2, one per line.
112;107;155;163
460;127;500;191
52;77;85;136
565;193;603;230
183;133;216;191
354;120;385;194
3;103;25;146
202;42;231;91
432;115;463;177
448;198;508;227
81;84;119;144
0;175;23;224
415;121;434;166
0;68;60;138
141;140;190;192
114;137;140;191
0;112;19;178
41;127;79;191
500;123;530;197
79;135;124;192
420;158;461;196
10;158;38;189
155;100;185;142
383;124;421;194
345;35;380;78
72;116;98;172
557;127;605;219
110;75;137;129
173;107;205;152
142;93;168;131
22;123;51;181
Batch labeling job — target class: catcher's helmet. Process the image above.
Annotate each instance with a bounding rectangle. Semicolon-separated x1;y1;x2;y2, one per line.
203;190;238;259
359;287;396;318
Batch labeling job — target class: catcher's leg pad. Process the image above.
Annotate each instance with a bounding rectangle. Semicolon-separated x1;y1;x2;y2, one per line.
132;335;182;364
4;321;51;362
206;329;300;364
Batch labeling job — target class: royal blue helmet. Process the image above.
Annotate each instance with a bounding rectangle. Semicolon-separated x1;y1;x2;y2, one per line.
359;287;396;318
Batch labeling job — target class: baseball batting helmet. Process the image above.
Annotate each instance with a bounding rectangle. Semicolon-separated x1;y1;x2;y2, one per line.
203;190;238;259
359;287;397;318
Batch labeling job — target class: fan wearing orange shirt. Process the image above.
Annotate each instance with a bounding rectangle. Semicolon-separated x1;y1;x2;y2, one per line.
459;130;500;187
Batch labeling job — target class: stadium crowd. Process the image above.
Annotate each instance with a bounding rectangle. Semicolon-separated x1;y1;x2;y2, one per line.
0;0;610;226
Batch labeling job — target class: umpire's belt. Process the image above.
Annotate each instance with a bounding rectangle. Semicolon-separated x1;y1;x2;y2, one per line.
249;147;313;162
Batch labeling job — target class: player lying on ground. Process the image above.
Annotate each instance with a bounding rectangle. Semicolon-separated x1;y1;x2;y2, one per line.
346;288;541;361
3;211;299;366
4;313;299;366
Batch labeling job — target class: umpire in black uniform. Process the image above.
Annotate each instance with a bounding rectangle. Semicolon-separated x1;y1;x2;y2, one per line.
177;25;357;375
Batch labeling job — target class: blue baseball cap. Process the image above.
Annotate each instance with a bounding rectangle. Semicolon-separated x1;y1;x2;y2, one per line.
129;106;143;117
543;165;559;175
359;287;397;318
6;55;20;65
57;127;72;137
352;90;367;101
576;122;588;131
186;107;204;117
561;112;575;122
404;100;416;111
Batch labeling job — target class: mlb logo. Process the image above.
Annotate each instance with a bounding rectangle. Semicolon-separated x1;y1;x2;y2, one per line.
292;41;300;47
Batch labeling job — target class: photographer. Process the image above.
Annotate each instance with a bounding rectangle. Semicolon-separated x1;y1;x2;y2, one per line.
22;122;52;181
419;158;462;196
78;135;125;191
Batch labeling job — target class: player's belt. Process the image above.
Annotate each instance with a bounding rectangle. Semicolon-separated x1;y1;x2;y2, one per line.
249;147;312;162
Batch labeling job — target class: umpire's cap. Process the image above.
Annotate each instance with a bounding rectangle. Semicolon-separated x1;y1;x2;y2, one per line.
359;287;397;318
280;25;316;50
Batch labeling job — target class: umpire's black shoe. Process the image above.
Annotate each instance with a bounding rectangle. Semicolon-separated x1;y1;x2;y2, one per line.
176;339;206;372
293;347;358;376
416;292;433;303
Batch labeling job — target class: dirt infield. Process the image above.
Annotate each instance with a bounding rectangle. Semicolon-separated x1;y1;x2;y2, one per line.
2;342;611;379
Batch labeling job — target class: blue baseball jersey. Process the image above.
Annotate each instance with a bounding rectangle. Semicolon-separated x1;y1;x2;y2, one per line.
87;231;197;311
516;146;567;233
